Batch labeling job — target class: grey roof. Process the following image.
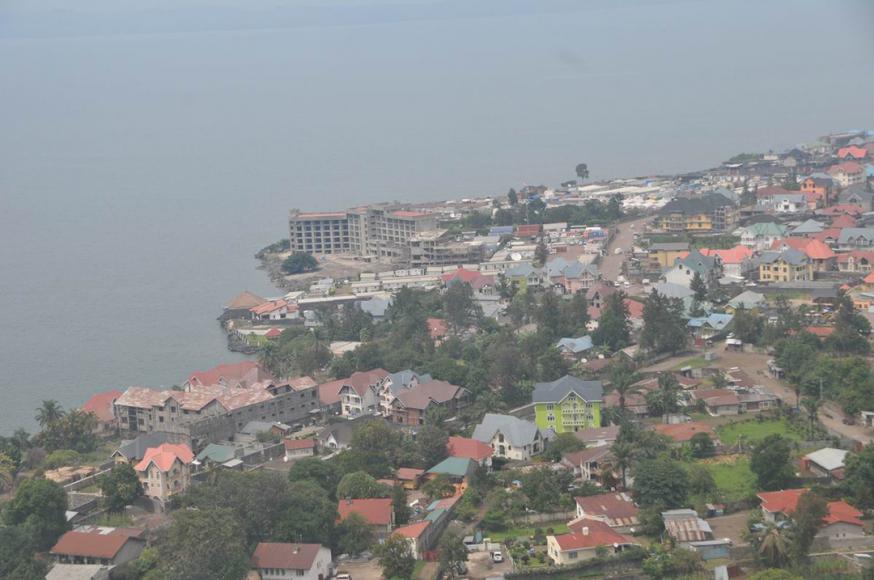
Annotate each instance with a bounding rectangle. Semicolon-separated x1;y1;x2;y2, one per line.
649;242;690;252
505;263;538;278
771;193;805;205
532;375;603;403
839;187;874;203
113;432;175;461
196;443;237;464
791;219;825;235
472;413;541;447
727;290;765;309
743;222;787;237
556;336;594;354
651;282;695;299
676;249;717;275
803;447;848;472
385;370;431;395
360;296;392;318
660;193;735;215
756;248;808;266
838;228;874;245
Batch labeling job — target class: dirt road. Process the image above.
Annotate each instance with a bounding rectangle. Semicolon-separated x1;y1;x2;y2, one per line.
600;216;650;282
643;348;874;444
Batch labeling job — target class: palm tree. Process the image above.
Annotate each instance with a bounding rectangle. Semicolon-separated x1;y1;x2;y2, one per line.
758;526;789;568
35;400;64;428
657;372;680;423
258;342;282;379
11;429;31;451
610;441;634;490
801;397;822;440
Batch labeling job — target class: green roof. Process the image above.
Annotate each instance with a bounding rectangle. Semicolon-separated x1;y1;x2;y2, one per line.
196;443;237;464
745;222;786;236
426;456;474;478
426;508;447;522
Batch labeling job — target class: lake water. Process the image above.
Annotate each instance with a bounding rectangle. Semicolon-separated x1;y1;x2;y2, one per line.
1;0;873;434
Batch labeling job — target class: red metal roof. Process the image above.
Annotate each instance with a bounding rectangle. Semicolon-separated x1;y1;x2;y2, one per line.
393;521;430;539
82;390;123;423
250;542;322;570
554;519;632;550
284;438;316;450
574;493;639;527
337;498;393;526
447;436;493;461
395;467;425;481
51;527;143;560
758;489;863;526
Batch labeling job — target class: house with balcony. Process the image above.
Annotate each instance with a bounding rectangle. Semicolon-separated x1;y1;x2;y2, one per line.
472;414;544;461
533;375;603;434
134;443;194;502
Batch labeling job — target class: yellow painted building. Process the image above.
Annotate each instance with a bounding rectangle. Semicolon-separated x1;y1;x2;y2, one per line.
757;249;813;283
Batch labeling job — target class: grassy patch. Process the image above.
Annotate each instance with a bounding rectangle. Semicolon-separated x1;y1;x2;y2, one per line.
670;356;709;371
412;560;427;579
716;418;802;447
489;521;569;542
701;457;757;503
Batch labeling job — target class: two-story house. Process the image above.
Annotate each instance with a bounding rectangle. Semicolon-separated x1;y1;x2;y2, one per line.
756;249;813;283
472;414;544;461
533;375;603;434
134;443;194;502
249;542;332;580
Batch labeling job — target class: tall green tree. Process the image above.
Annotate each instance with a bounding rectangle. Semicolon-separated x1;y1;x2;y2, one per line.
757;526;790;569
843;444;874;509
288;457;341;496
99;463;143;513
337;513;375;557
281;251;318;274
416;425;449;468
443;281;481;333
35;400;64;428
690;271;707;302
376;534;416;579
507;188;518;206
575;163;590;181
337;471;390;499
750;434;794;491
640;289;688;355
439;532;470;578
633;457;688;509
732;305;764;344
788;491;827;565
534;238;549;266
0;527;46;580
158;508;249;580
392;484;411;526
593;291;631;351
276;480;338;546
178;470;297;546
3;478;69;550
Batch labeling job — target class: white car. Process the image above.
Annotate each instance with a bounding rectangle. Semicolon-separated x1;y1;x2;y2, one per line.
491;550;504;563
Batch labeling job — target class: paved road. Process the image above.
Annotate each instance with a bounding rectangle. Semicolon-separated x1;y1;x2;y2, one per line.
642;348;874;445
599;216;650;282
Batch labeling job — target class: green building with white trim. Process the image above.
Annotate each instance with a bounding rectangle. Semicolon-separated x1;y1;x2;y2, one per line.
533;375;603;433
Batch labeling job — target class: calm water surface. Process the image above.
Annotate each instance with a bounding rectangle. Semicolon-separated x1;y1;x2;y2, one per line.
1;0;873;433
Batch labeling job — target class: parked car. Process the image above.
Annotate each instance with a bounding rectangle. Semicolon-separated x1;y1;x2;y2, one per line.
491;550;504;563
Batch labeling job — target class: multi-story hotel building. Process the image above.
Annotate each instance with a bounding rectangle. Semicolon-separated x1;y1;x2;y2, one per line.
289;205;440;263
